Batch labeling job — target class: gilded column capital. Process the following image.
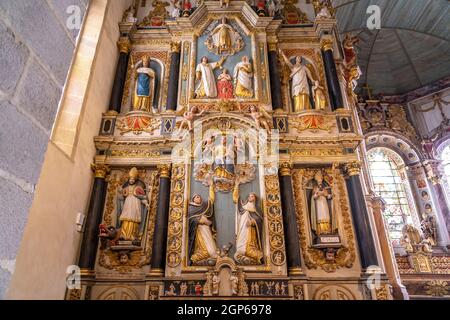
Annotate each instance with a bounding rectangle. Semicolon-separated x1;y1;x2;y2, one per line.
344;161;361;177
91;164;110;179
117;37;131;54
158;164;172;178
267;41;278;52
279;162;293;176
321;39;334;51
170;41;181;53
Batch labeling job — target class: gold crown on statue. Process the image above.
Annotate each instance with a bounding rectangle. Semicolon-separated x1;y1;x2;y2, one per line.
129;167;139;178
314;170;324;182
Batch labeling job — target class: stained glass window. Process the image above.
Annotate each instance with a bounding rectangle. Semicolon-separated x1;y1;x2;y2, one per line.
442;144;450;202
367;148;416;246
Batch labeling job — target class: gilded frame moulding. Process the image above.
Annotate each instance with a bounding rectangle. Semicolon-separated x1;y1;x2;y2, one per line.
109;149;162;159
179;41;191;107
258;41;270;104
164;117;285;274
264;172;287;267
166;164;187;273
131;39;173;47
292;168;356;273
290;148;344;157
98;169;159;273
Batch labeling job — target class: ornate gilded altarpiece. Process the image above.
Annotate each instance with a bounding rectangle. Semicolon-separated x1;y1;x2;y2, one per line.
74;1;393;301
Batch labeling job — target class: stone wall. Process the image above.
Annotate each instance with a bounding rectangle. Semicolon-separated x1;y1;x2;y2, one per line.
6;0;132;299
0;0;89;298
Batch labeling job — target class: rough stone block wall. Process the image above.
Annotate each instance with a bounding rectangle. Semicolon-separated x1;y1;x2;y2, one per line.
0;0;90;298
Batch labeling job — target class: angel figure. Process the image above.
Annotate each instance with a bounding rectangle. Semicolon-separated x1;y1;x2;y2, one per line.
176;106;206;134
249;105;271;131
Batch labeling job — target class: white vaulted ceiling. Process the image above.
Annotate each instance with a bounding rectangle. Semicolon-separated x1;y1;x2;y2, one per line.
333;0;450;95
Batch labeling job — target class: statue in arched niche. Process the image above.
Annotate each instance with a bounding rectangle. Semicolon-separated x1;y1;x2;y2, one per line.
306;170;339;244
116;167;149;242
132;55;155;112
280;51;317;111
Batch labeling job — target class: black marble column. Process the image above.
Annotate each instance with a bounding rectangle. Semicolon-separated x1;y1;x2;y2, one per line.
150;165;172;276
109;37;130;113
322;41;343;111
79;164;110;270
166;42;181;111
345;163;379;269
267;43;283;110
279;163;303;275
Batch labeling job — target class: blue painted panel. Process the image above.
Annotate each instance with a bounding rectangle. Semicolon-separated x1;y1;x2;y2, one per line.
189;163;261;256
196;19;253;80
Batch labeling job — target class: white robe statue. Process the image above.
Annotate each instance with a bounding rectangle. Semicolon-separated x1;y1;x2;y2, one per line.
281;52;315;111
233;56;254;98
117;167;148;241
195;56;225;98
188;186;218;264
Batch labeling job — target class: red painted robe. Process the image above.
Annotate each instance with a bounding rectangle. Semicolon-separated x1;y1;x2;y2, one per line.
217;73;234;99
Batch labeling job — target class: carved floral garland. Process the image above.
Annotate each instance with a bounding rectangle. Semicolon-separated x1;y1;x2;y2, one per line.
166;164;185;268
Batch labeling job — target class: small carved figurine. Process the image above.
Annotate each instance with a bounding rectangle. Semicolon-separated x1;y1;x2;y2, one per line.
177;106;206;133
248;105;272;131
